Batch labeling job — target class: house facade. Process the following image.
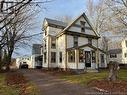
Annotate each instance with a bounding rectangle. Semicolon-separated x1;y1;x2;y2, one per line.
42;13;107;71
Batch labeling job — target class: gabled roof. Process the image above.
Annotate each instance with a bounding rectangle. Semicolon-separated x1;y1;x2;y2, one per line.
44;18;68;28
108;49;122;54
57;13;100;37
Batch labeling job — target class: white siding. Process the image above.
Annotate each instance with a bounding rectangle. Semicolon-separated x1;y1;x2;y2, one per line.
68;16;96;36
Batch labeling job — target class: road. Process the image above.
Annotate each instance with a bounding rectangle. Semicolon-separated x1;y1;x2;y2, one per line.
20;69;100;95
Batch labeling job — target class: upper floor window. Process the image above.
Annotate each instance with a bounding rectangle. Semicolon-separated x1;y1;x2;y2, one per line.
74;36;78;47
110;54;117;58
80;21;85;32
51;37;56;49
88;38;92;45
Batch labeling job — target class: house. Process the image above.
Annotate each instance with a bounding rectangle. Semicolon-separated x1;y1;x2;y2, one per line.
32;44;43;68
16;55;34;68
108;39;127;65
16;44;43;69
42;13;107;71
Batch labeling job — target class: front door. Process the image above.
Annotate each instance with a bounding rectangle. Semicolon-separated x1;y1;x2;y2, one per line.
100;54;105;67
85;51;91;67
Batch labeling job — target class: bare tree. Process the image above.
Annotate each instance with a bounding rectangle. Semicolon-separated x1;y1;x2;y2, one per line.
0;0;50;70
105;0;127;35
55;15;72;24
86;0;109;34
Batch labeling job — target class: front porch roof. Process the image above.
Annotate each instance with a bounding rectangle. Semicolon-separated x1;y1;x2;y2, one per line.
66;44;106;53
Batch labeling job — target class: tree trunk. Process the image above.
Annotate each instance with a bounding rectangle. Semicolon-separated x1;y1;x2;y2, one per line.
108;61;119;81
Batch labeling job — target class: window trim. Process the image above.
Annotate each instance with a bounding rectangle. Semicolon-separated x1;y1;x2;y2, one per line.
68;50;75;63
51;37;56;49
88;38;92;45
51;52;56;63
59;52;62;63
110;53;117;58
73;36;78;47
79;49;84;63
80;21;85;32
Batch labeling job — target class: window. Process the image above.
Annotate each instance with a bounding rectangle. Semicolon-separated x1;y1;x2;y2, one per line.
59;52;62;63
44;52;46;63
51;52;56;63
125;53;127;58
88;38;92;45
74;36;78;47
110;54;117;58
80;21;85;32
68;50;75;62
92;51;96;63
126;40;127;47
51;37;56;49
79;49;84;62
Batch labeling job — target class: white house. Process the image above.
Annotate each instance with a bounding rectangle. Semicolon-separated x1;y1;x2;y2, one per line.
16;55;34;68
108;39;127;64
42;13;107;71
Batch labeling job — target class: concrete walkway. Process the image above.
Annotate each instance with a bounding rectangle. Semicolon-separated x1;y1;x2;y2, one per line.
20;69;100;95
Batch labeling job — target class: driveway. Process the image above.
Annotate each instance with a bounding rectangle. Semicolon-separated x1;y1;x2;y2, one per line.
20;69;99;95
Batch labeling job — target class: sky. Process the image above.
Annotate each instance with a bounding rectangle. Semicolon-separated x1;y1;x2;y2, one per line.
13;0;99;58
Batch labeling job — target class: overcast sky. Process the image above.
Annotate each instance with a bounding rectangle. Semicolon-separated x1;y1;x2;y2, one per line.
13;0;99;58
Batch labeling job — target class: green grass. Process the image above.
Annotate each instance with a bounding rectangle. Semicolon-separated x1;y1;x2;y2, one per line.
61;69;127;85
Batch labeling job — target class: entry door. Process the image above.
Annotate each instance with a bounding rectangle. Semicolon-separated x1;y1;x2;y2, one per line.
85;51;91;67
100;54;105;67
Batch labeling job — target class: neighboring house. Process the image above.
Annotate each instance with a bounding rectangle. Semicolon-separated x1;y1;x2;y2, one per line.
42;13;107;71
16;55;34;68
108;39;127;64
32;44;43;68
16;44;43;69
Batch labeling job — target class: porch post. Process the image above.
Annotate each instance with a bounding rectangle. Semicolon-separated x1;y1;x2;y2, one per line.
65;34;67;71
75;49;79;70
96;39;99;70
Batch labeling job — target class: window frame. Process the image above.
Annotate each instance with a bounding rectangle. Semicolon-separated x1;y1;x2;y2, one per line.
51;37;56;49
79;49;84;63
110;53;117;58
92;51;96;63
88;38;92;45
68;50;75;63
80;21;85;32
73;36;78;47
51;52;56;63
59;52;62;63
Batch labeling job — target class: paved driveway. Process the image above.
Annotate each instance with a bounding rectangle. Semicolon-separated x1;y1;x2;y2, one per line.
20;69;99;95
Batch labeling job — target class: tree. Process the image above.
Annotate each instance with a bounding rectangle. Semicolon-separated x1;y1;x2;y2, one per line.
55;15;72;24
86;0;109;34
0;0;50;70
105;0;127;35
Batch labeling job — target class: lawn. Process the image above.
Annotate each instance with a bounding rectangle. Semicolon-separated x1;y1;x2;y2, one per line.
61;69;127;85
0;72;40;95
0;73;20;95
